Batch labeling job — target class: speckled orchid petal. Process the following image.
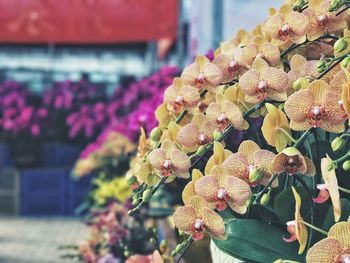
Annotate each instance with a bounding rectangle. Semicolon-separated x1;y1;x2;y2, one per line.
328;221;350;248
286;11;309;38
260;67;288;93
321;155;341;222
194;175;220;203
238;140;260;164
222;100;244;129
321;91;346;133
188;195;213;215
290;54;307;75
177;123;200;148
306;237;342;263
147;148;166;170
259;42;280;65
292;187;308;254
239;69;260;96
224;175;252;214
330;69;347;94
285;89;313;129
170;149;191;178
173;205;197;233
222;152;249;182
263;14;284;39
342;72;350;124
201;207;227;240
251;57;269;71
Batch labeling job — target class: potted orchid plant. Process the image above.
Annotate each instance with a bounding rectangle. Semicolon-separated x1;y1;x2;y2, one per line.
125;0;350;262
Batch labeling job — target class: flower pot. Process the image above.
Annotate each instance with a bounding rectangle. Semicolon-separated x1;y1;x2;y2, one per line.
210;241;244;263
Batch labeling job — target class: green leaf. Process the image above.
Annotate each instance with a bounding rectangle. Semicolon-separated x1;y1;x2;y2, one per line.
213;219;305;262
274;186;311;223
322;198;350;231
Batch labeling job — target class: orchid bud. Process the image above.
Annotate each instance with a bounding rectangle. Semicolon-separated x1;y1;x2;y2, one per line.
331;137;346;151
249;168;263;183
334;38;348;53
341;55;350;68
124;250;131;258
150;127;163;141
213;130;222;141
196;145;206;156
343;160;350;171
292;77;309;92
260;193;270;206
142;189;153;203
316;60;327;73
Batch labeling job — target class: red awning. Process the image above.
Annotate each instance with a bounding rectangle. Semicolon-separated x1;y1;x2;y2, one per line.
0;0;177;44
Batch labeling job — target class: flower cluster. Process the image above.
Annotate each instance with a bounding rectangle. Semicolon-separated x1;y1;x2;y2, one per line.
126;0;350;262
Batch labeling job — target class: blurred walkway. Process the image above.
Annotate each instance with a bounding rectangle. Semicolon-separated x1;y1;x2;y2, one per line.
0;217;88;263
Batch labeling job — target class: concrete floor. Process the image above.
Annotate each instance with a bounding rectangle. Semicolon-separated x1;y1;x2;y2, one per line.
0;217;88;263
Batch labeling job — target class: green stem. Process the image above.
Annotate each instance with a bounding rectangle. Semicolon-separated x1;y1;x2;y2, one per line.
317;51;350;79
333;150;350;165
293;128;313;148
339;186;350;194
301;220;328;236
253;173;280;205
176;236;194;263
128;177;167;215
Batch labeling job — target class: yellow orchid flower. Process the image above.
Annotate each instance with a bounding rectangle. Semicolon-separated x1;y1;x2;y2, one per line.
284;187;308;255
271;147;316;176
239;57;288;104
263;4;309;46
222;140;277;187
206;93;244;131
303;0;347;41
194;166;252;213
306;221;350;263
284;80;346;133
148;139;191;179
177;113;217;152
314;155;341;222
181;55;223;93
261;103;293;152
173;196;226;241
164;77;201;114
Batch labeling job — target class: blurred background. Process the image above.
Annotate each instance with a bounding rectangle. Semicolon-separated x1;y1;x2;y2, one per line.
0;0;283;262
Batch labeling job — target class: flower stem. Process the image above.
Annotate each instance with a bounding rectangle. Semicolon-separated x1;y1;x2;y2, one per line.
128;177;167;215
317;51;350;79
333;150;350;166
339;186;350;194
300;220;328;236
293;128;313;148
253;173;279;205
176;236;194;263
